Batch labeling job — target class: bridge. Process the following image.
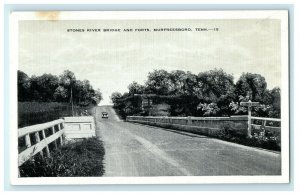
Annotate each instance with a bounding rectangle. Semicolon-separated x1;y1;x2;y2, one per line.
18;105;281;176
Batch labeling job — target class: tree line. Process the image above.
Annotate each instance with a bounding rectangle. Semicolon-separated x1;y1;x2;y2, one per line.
18;70;102;106
111;69;280;118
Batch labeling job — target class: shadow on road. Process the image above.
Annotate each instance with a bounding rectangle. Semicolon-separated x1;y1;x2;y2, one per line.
129;122;211;139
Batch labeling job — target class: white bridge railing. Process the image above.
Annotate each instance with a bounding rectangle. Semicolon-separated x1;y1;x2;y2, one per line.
127;115;281;137
18;116;96;169
18;119;65;167
250;116;281;136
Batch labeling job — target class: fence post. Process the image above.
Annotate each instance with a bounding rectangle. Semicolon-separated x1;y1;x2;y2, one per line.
263;120;267;127
51;127;58;149
187;116;192;126
262;119;267;134
58;122;63;146
42;129;51;157
34;132;43;157
247;107;252;138
24;134;31;148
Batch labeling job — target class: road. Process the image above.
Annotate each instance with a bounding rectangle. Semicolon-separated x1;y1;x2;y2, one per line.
94;105;281;176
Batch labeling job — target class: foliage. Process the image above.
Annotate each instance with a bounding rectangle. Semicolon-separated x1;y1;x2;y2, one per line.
234;73;268;103
195;69;235;116
18;102;93;128
128;81;145;95
144;70;171;95
19;137;105;177
229;88;281;118
197;102;220;116
18;70;102;106
110;92;127;119
111;69;281;119
17;70;32;101
217;126;280;151
195;69;235;102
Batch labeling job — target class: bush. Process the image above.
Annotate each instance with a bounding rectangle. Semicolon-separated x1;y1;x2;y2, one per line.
19;137;105;177
217;127;280;151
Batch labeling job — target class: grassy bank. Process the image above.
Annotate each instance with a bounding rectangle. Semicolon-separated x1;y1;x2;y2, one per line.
19;137;105;177
18;102;94;128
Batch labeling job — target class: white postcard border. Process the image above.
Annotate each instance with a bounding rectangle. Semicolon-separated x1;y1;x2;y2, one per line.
9;11;289;185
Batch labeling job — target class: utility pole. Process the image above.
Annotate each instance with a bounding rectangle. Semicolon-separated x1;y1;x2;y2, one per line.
71;87;74;116
240;100;259;138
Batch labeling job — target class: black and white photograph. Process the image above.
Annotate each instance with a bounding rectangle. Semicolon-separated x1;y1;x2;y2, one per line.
9;11;289;184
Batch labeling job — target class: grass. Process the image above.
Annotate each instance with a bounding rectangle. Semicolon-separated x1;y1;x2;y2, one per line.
19;137;105;177
18;102;93;128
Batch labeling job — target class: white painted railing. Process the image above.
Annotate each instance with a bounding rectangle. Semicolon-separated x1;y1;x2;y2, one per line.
18;119;65;167
250;116;281;136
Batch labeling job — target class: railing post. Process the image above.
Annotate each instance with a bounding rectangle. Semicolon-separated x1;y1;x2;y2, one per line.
187;116;192;126
42;129;51;157
24;134;31;148
247;107;252;138
51;127;58;149
34;132;43;157
262;119;267;134
58;122;64;146
263;120;267;127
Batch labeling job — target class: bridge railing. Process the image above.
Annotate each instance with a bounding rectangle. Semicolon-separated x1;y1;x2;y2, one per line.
250;116;281;137
18;119;65;167
127;115;281;137
127;115;249;136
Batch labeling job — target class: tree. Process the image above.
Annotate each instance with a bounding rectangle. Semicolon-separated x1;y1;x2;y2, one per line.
110;92;126;118
167;71;199;116
59;70;76;85
110;92;122;104
18;69;103;106
234;73;268;103
168;70;186;95
144;69;171;95
182;71;198;97
270;87;280;110
231;77;281;118
111;69;281;118
72;79;103;106
195;69;235;116
35;74;59;101
196;69;235;102
59;70;76;94
59;70;76;113
128;81;145;95
267;87;281;118
91;89;103;105
17;70;31;101
53;86;68;101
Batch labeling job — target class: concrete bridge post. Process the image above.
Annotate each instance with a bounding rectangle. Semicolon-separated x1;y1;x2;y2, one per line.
187;116;192;126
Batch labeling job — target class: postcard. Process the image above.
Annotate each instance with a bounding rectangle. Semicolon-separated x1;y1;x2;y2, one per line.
9;11;289;185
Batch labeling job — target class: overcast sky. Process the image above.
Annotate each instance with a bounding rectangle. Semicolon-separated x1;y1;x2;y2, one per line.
19;19;281;105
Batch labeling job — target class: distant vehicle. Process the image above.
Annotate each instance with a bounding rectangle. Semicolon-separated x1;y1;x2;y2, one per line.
102;112;108;119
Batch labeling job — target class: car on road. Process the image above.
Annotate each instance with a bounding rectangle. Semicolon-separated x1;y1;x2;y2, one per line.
102;112;109;119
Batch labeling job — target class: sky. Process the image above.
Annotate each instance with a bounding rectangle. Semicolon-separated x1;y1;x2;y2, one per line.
19;19;281;105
